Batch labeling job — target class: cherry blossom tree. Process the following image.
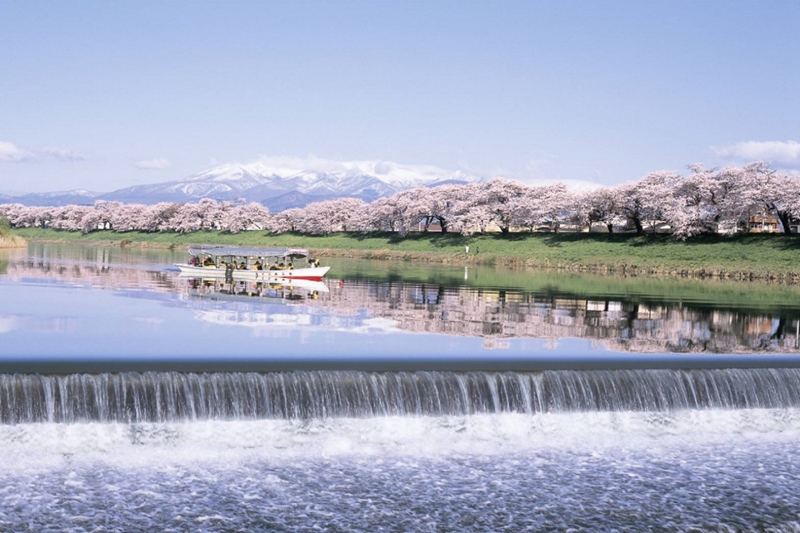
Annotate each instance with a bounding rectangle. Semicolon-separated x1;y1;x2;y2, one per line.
384;188;433;234
114;203;150;232
0;204;34;228
616;171;679;234
3;161;799;238
270;208;304;233
433;183;490;235
139;203;181;232
481;178;529;233
508;183;573;232
451;183;495;235
780;173;800;231
360;196;405;232
400;186;449;233
171;199;224;233
225;202;271;234
44;205;89;231
667;164;751;238
297;198;367;234
577;187;624;233
738;162;800;234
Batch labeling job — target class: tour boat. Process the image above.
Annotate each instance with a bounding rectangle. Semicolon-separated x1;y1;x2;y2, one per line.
175;245;330;282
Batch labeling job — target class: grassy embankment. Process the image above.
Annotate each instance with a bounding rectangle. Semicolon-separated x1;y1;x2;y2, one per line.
12;226;800;282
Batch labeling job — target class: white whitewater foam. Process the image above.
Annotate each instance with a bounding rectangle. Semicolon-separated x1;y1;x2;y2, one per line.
1;409;799;472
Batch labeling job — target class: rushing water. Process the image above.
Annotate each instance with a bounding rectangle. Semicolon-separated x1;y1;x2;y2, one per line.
4;369;800;423
2;243;800;530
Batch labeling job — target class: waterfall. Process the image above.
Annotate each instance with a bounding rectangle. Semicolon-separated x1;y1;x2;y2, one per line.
1;369;800;424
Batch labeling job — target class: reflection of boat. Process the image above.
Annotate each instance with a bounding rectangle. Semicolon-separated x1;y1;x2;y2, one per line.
175;246;330;281
187;277;329;303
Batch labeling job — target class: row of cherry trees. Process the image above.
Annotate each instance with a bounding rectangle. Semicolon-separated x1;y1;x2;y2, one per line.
0;199;271;235
2;162;799;238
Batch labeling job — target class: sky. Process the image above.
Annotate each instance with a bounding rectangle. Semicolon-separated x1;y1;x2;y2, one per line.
1;1;798;194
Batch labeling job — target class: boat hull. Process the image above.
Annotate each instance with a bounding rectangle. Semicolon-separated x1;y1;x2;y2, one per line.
175;264;331;282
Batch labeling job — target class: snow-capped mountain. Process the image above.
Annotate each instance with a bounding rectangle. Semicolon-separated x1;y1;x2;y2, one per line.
2;162;483;210
98;165;278;204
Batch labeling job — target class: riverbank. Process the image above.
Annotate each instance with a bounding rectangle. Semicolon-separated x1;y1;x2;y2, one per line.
0;235;26;248
12;228;800;282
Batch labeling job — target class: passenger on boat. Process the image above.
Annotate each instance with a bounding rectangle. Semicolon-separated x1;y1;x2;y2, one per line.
269;263;279;271
254;261;262;270
203;257;214;267
287;262;294;270
239;261;246;270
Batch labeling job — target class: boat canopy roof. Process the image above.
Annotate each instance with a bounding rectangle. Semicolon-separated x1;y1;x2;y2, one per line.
188;245;310;259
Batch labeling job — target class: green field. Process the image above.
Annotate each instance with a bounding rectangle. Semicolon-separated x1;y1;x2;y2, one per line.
12;227;800;281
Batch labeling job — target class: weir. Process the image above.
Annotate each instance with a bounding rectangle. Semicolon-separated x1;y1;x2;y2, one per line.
1;369;800;424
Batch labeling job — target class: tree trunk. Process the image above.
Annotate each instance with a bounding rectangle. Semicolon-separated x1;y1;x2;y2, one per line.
778;211;793;235
630;216;644;235
606;222;614;233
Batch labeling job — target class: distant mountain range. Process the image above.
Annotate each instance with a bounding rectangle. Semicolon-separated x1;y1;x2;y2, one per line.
2;163;482;211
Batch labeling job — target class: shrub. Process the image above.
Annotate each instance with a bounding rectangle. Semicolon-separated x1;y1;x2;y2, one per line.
0;216;11;237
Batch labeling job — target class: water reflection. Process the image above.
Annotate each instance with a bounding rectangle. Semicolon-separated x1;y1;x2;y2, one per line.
2;244;800;354
304;281;799;353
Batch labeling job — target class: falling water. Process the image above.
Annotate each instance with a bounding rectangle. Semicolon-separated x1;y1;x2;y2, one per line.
2;368;800;424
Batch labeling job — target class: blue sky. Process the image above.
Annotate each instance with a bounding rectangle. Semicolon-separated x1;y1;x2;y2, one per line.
1;1;798;193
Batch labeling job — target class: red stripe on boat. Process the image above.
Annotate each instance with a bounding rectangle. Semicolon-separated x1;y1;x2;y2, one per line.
277;275;323;281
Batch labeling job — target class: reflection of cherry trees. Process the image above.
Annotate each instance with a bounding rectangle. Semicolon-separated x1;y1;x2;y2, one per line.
6;250;800;354
2;162;799;237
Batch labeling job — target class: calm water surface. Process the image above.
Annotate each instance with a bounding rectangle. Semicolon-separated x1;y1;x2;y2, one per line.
2;243;800;365
1;243;800;531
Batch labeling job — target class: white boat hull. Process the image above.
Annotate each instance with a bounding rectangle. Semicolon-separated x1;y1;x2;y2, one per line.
175;264;331;282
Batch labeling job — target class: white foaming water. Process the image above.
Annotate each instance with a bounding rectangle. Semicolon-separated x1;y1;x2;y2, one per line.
1;409;799;472
2;411;800;531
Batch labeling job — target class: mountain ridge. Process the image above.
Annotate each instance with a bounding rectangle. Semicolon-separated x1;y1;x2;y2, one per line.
1;163;483;210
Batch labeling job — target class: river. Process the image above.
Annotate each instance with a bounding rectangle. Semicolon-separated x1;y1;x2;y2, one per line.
1;243;799;531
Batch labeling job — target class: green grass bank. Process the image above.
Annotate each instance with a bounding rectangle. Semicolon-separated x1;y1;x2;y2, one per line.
12;227;800;282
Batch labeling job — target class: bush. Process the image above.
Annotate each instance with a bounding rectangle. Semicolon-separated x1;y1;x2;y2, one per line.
0;216;11;237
